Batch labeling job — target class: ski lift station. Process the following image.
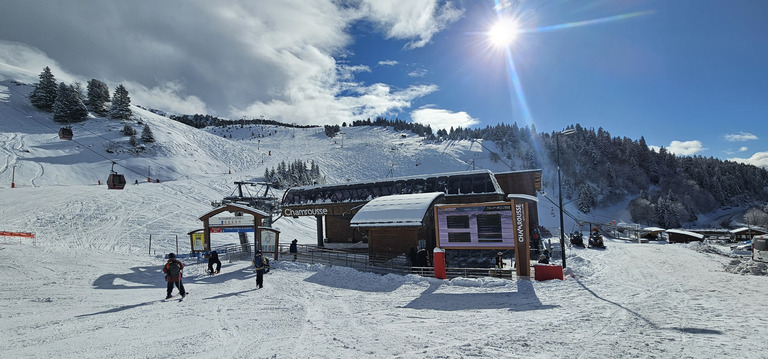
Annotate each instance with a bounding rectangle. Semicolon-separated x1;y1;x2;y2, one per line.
280;169;542;275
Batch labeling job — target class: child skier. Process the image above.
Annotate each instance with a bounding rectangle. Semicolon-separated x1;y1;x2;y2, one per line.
163;253;186;299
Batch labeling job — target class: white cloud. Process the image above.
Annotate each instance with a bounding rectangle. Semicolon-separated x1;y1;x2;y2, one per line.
411;107;479;130
649;140;706;156
408;69;428;77
668;140;705;155
127;81;208;115
359;0;464;49
0;0;462;125
739;146;748;152
378;60;398;66
237;83;438;125
729;151;768;168
724;131;758;142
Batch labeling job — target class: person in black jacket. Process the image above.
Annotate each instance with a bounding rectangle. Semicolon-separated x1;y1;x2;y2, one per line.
253;250;265;288
208;250;221;274
289;239;298;261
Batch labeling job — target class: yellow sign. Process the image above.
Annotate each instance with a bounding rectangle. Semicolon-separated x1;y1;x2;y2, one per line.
192;232;205;251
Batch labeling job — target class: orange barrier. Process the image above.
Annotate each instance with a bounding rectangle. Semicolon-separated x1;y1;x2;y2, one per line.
433;247;446;279
0;231;35;238
533;264;564;281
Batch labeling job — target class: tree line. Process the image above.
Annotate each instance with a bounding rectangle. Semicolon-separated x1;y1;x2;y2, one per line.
345;118;768;229
28;67;154;144
263;160;323;188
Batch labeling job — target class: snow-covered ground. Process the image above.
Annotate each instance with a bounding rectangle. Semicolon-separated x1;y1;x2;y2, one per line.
2;79;767;358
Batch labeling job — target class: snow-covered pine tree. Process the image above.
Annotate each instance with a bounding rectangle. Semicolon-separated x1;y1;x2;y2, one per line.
52;82;88;124
87;79;110;116
109;84;132;120
122;124;136;136
577;183;595;213
29;66;58;112
141;124;155;143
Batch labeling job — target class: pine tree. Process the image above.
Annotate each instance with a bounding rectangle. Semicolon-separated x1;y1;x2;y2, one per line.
29;66;58;111
141;124;155;143
122;124;137;136
52;83;88;124
109;84;132;120
87;79;110;116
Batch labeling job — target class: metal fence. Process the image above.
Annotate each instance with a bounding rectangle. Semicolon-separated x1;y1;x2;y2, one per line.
197;242;517;279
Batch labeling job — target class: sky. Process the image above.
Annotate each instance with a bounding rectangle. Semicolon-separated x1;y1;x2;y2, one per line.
0;0;767;167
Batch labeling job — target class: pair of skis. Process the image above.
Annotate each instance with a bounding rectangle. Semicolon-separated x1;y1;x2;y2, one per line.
164;292;189;302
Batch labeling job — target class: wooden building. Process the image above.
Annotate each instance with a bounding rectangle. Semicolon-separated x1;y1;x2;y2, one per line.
667;229;705;243
280;169;542;255
349;192;444;257
730;227;768;242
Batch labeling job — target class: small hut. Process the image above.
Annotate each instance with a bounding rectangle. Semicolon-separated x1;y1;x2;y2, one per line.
667;229;704;243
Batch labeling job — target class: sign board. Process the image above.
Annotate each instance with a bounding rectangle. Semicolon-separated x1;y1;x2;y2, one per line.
261;229;276;253
283;208;328;217
434;202;515;249
209;215;254;227
512;201;531;277
192;232;205;251
209;227;254;233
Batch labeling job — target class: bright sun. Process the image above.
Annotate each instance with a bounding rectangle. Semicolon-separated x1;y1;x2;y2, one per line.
488;18;520;48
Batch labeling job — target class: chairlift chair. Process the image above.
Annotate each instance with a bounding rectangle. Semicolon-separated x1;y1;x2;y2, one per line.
58;127;73;140
107;161;126;189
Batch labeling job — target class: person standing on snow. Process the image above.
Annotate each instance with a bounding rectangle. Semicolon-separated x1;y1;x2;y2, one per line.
162;253;186;299
289;239;298;261
253;250;265;288
208;250;221;274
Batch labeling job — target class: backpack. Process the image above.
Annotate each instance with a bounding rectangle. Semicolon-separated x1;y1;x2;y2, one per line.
167;260;181;278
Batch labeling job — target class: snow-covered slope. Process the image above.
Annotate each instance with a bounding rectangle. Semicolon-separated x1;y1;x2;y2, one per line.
2;78;767;358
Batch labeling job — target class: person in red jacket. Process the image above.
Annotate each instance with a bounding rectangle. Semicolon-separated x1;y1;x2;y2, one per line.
162;253;186;299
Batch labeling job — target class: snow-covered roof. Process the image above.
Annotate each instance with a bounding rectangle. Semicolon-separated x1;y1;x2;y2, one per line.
666;229;704;239
350;192;444;228
507;194;538;202
730;227;767;234
643;227;666;232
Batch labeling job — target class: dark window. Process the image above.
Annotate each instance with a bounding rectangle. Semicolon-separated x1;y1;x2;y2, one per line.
446;215;470;229
448;232;471;242
477;213;502;239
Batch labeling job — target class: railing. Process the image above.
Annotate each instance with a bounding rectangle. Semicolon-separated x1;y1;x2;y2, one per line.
195;242;517;279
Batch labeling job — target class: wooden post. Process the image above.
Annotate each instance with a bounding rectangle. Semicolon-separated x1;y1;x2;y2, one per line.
148;234;152;255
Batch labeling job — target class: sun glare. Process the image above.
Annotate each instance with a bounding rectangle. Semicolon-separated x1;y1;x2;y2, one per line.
488;18;520;48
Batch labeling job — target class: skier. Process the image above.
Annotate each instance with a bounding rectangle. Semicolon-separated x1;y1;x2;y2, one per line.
162;253;186;299
253;250;265;288
289;239;298;261
208;250;221;274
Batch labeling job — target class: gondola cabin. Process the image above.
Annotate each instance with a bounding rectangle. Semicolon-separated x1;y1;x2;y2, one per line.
107;173;126;189
58;127;73;140
107;162;126;189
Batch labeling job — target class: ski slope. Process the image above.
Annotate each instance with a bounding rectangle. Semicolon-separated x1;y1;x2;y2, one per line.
2;80;767;358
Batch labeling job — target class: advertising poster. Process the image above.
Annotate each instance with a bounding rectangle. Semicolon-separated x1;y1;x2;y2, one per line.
435;202;515;249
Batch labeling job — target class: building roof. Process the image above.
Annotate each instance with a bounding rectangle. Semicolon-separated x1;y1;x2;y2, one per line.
350;192;444;228
282;170;503;206
666;229;705;239
730;227;768;234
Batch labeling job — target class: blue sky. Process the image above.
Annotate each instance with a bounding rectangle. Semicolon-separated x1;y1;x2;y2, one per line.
0;0;766;167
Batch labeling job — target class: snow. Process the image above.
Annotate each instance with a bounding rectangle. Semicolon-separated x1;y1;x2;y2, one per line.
350;192;443;227
1;80;768;357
